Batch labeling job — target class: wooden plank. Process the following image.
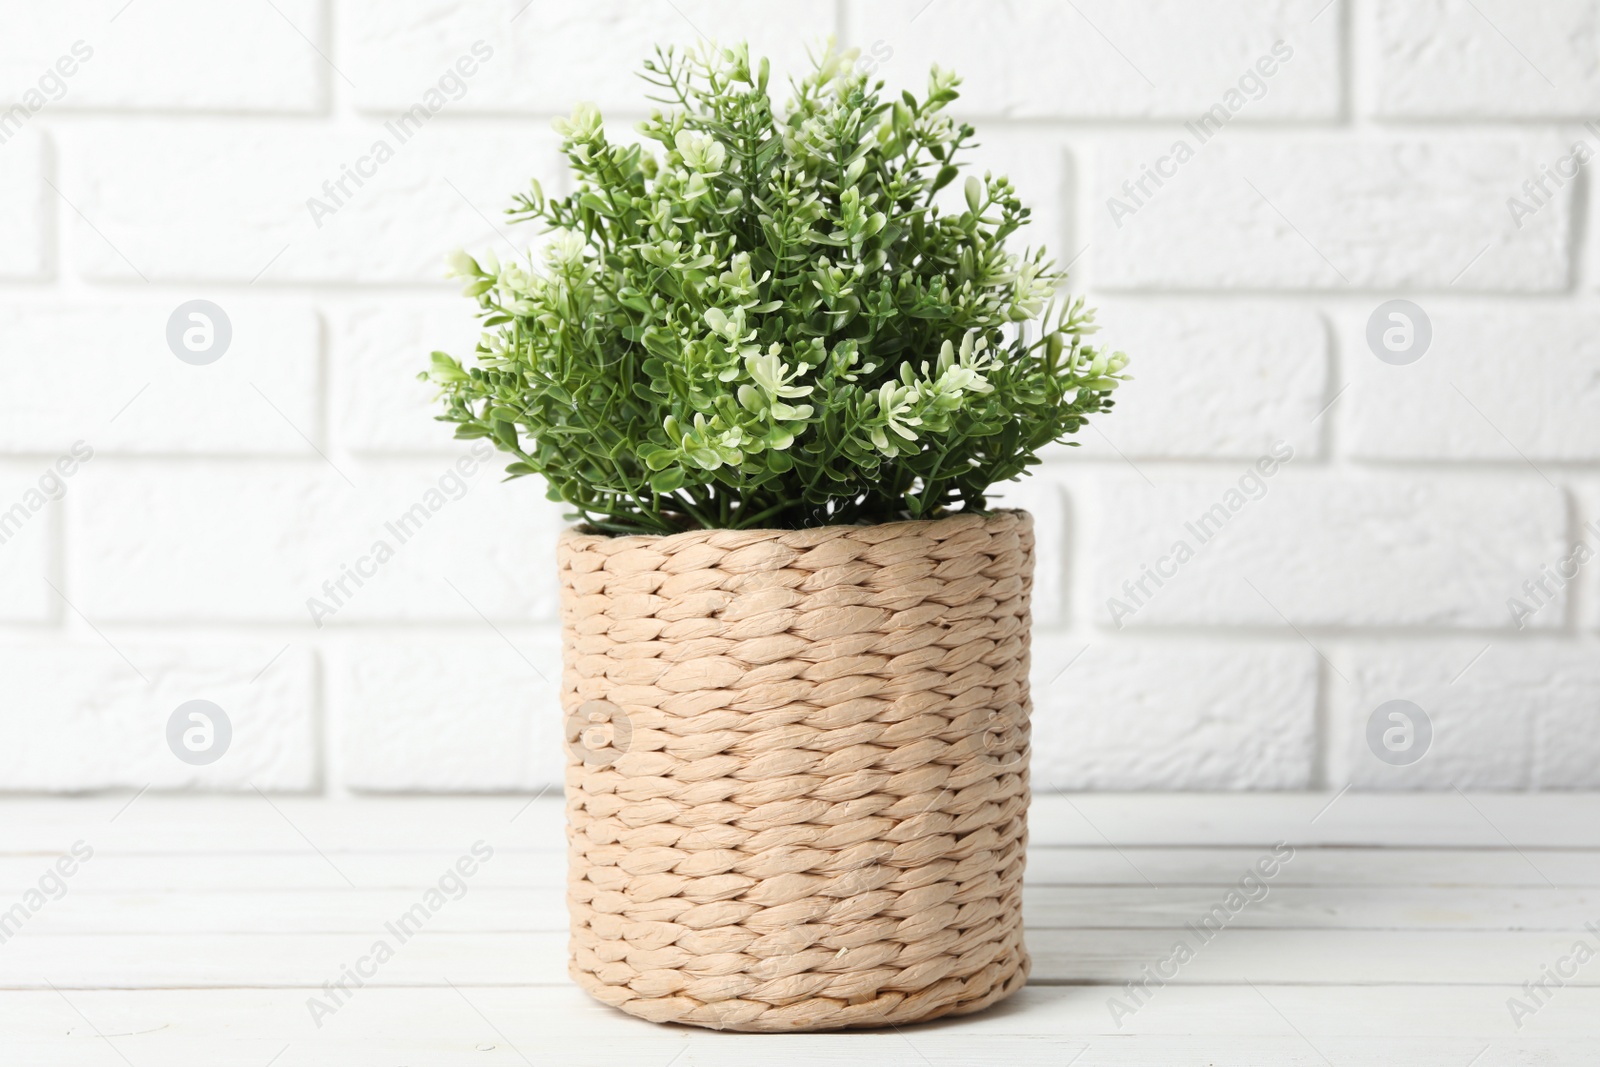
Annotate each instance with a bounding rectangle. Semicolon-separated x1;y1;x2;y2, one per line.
4;796;1598;1065
0;932;571;988
17;884;1600;935
16;982;1600;1038
24;889;569;934
4;847;1597;894
3;928;1597;988
5;793;1600;853
1023;793;1600;848
1023;846;1600;888
3;1030;1581;1067
1;986;1594;1065
0;851;568;893
1025;885;1600;931
0;795;567;854
1029;928;1600;986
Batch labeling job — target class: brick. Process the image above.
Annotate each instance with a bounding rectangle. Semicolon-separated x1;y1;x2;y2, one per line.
1531;657;1600;789
328;299;480;454
1091;472;1567;630
342;0;833;115
333;635;564;792
0;462;59;621
1031;636;1317;789
1065;300;1329;459
1341;305;1600;461
57;123;564;283
1371;0;1600;118
0;0;323;112
68;458;569;623
1090;135;1571;291
0;641;315;791
1573;481;1600;634
1331;640;1600;789
0;302;319;454
846;0;1339;119
985;474;1066;626
0;128;46;279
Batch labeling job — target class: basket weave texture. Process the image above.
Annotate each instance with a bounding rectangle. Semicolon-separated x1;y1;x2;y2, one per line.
558;510;1034;1032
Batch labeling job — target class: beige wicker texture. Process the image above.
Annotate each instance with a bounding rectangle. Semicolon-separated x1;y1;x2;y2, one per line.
558;510;1034;1032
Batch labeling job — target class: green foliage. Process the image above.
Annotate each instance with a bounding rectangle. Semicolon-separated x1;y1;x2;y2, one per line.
423;42;1129;533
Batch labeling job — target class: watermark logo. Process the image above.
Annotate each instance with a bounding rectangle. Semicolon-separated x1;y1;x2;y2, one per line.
167;700;232;766
1365;299;1430;366
854;39;893;77
0;40;93;147
1507;518;1600;629
1365;699;1431;766
1107;843;1295;1026
306;41;494;229
306;442;494;627
565;700;632;768
0;441;93;548
983;707;1026;771
0;841;93;946
1107;441;1294;628
307;842;495;1027
1508;921;1600;1029
1107;40;1294;228
166;300;232;365
1507;132;1598;230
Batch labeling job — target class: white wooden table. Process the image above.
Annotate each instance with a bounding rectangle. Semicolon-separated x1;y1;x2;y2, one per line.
3;793;1597;1065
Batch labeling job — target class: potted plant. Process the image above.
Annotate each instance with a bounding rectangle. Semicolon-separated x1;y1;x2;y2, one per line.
424;41;1128;1032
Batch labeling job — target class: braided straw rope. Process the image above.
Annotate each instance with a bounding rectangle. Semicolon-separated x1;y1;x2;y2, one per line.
558;510;1034;1032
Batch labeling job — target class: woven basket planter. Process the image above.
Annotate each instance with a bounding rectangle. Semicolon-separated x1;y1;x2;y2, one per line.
557;510;1034;1032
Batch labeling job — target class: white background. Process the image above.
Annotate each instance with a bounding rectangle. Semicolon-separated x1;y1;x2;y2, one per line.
2;0;1596;794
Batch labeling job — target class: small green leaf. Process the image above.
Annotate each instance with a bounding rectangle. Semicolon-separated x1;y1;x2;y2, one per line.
964;175;982;214
640;447;677;472
578;192;614;216
649;467;685;492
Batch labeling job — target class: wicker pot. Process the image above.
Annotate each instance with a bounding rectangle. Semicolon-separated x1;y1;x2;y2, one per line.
557;510;1034;1032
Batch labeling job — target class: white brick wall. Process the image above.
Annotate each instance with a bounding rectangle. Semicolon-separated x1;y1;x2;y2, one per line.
1078;301;1329;459
0;129;46;279
0;1;326;112
67;459;566;623
0;302;321;453
1341;306;1600;460
846;0;1342;119
329;634;564;792
326;299;483;453
1089;472;1565;629
1091;135;1573;291
1369;0;1600;118
341;0;833;114
0;641;316;790
3;0;1598;794
1330;640;1600;789
0;463;59;621
1032;638;1319;790
58;123;564;282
